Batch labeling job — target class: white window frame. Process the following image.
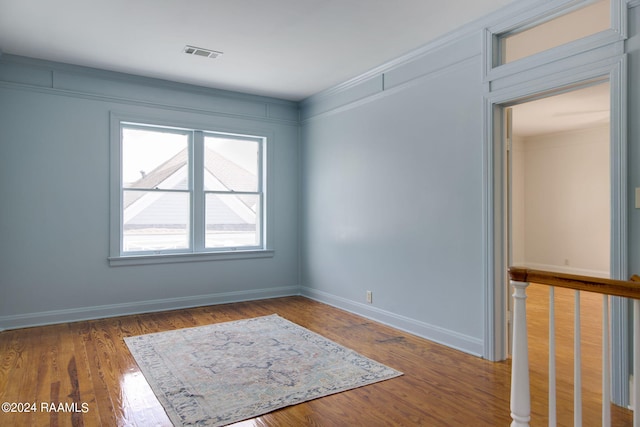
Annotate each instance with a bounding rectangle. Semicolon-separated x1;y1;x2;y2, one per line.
109;113;273;266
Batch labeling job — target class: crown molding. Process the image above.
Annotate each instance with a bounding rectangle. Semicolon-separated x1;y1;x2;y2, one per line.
301;0;543;105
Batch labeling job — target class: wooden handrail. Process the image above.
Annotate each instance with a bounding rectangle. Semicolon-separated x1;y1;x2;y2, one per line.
508;267;640;300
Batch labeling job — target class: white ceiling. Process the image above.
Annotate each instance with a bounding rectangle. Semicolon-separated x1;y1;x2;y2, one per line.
0;0;514;101
0;0;611;136
511;82;610;137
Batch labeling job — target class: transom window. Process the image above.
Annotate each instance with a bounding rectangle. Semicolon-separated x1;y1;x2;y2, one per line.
113;121;266;259
484;0;626;80
497;0;610;65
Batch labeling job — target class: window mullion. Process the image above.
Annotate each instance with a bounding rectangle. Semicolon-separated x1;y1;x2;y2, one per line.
193;131;205;251
259;138;265;249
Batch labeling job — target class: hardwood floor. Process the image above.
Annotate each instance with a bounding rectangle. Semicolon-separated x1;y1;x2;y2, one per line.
0;294;633;426
525;283;633;426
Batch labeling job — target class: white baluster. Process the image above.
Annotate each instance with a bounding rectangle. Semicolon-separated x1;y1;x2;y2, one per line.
603;295;610;427
549;287;556;427
575;291;582;426
511;280;531;427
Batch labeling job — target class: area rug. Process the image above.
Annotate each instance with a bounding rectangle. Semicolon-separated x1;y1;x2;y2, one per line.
124;314;402;426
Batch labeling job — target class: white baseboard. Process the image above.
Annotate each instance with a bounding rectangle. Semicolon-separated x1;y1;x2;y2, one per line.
300;286;484;357
0;286;300;331
519;262;610;279
3;284;485;358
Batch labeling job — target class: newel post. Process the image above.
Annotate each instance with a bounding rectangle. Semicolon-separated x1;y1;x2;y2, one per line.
510;268;531;427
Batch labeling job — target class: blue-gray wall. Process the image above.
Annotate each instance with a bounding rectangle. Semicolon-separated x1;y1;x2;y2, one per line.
299;1;640;356
0;56;299;329
1;1;639;361
299;34;487;354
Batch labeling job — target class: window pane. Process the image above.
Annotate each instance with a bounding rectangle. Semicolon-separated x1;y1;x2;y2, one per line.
204;135;259;192
122;127;190;190
205;193;259;248
123;191;190;252
500;0;610;64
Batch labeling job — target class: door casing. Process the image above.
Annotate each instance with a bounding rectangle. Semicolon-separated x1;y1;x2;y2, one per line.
483;55;628;403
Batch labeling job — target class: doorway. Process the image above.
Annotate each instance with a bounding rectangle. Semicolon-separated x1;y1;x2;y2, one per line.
503;82;611;357
495;78;630;407
507;82;611;279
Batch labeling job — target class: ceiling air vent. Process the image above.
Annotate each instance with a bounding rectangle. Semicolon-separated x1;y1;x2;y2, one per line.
183;45;223;59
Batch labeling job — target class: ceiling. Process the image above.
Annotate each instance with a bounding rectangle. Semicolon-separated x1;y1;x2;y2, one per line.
0;0;611;136
511;82;610;137
0;0;514;101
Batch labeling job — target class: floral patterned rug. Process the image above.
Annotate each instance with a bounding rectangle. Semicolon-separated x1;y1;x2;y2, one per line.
124;314;402;426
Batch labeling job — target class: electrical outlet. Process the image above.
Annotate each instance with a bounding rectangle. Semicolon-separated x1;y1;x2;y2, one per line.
366;290;373;304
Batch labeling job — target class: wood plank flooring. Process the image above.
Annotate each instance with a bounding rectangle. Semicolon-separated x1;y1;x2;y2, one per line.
0;294;634;426
525;283;633;426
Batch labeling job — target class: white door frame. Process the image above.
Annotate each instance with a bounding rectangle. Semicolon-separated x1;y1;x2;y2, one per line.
483;54;628;401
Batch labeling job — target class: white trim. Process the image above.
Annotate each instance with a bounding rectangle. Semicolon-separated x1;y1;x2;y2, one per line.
300;287;484;357
300;0;542;107
0;78;298;126
0;54;298;124
301;55;480;124
0;284;297;331
109;249;274;267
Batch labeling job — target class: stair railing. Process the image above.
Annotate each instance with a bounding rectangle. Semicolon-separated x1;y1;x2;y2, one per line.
508;266;640;427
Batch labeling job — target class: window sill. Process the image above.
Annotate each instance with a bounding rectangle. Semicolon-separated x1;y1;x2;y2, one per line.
108;249;274;267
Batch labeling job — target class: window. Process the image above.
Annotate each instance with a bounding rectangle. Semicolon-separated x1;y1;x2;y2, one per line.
484;0;626;80
497;0;610;65
110;120;268;264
